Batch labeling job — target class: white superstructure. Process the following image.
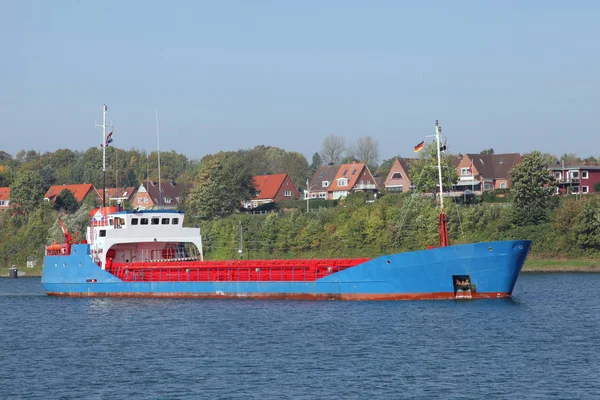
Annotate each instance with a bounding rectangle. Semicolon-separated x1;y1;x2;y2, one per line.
87;209;203;269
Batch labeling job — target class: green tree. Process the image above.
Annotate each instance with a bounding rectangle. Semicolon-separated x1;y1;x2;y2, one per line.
39;165;56;191
480;148;495;155
408;142;458;194
375;156;398;177
560;153;580;165
540;152;558;166
309;152;322;176
54;189;80;214
510;151;555;226
185;153;257;220
272;151;308;187
0;165;14;187
573;197;600;250
10;170;45;218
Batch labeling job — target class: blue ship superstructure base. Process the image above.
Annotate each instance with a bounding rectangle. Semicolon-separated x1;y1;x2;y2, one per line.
42;241;531;300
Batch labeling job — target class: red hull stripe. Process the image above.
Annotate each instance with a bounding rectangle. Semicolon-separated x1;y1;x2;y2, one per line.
47;292;511;300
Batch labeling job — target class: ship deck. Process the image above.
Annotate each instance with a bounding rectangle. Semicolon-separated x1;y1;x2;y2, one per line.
106;258;372;282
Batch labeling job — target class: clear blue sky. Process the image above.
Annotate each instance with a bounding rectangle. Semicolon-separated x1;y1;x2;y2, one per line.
1;0;598;162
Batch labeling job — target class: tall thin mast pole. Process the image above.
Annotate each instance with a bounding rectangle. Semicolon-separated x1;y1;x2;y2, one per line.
95;105;108;208
103;105;107;208
156;109;162;208
435;120;444;211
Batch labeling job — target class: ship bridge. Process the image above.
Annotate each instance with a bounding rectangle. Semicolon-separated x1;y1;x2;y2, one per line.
87;209;203;269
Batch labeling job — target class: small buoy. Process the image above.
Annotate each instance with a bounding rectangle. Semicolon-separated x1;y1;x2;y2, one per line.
9;265;18;279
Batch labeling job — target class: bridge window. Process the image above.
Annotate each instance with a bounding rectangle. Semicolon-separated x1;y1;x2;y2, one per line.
161;218;170;225
99;230;106;237
172;218;179;225
151;217;159;225
131;218;138;225
140;218;149;225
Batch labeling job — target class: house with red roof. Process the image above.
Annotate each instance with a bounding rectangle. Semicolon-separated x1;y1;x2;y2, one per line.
549;162;600;194
132;180;190;210
306;164;341;200
44;184;96;204
98;187;138;205
0;187;10;209
245;173;301;209
326;162;379;200
384;158;414;193
455;153;521;194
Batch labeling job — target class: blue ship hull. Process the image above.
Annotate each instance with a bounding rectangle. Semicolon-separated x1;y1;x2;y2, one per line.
42;240;531;300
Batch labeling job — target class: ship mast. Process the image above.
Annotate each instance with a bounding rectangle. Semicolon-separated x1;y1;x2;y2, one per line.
95;105;109;208
156;109;162;208
435;120;450;247
435;120;444;211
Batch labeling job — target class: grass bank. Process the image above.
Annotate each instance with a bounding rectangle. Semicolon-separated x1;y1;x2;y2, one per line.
522;258;600;273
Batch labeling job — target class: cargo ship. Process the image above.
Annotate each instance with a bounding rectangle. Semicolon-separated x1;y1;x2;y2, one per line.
41;116;531;300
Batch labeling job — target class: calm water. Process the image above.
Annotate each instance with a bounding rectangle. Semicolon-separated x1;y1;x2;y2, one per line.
0;274;599;400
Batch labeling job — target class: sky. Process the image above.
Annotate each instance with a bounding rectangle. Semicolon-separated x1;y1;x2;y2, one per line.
1;0;598;162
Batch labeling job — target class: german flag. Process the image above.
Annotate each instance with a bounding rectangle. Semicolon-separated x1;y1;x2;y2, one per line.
413;141;424;153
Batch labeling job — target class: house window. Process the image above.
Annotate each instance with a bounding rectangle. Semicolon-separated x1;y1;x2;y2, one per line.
161;218;170;224
318;192;327;199
172;218;179;225
484;183;493;191
582;186;589;193
311;193;316;198
141;218;149;225
164;197;172;204
500;182;506;189
284;190;291;197
572;187;580;194
138;198;142;204
322;181;329;188
338;179;347;187
252;201;258;208
131;218;138;225
461;168;470;176
144;197;148;203
571;171;579;179
387;186;403;193
0;200;6;206
391;172;403;179
554;172;561;179
582;171;589;179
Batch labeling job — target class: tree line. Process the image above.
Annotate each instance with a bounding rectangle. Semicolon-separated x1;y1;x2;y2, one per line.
0;140;599;270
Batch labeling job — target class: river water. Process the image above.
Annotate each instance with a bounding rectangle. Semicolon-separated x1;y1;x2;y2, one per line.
0;274;599;399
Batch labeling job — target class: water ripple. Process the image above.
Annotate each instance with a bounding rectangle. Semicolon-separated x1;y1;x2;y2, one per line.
0;275;599;399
